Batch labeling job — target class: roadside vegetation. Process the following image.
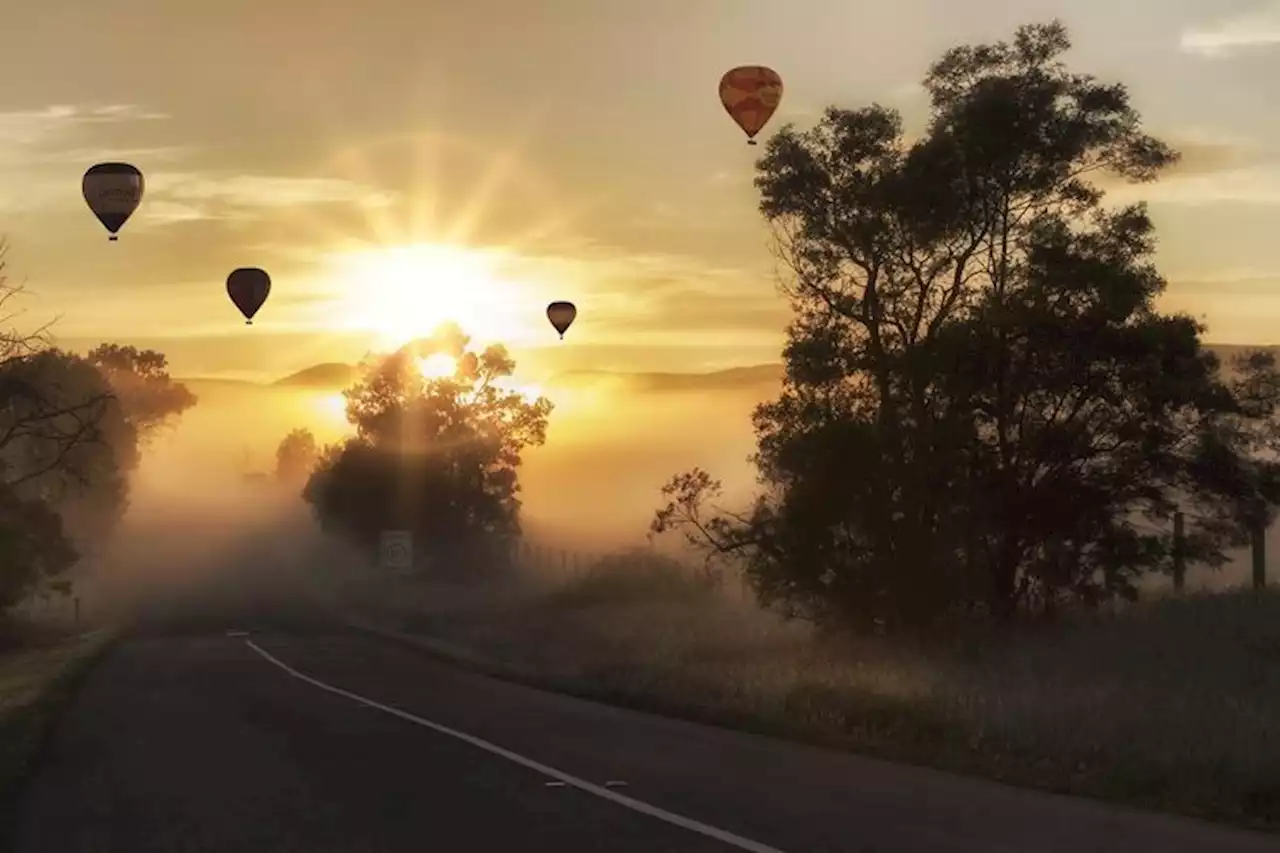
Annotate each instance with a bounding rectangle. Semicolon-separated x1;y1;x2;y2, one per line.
0;622;117;816
339;554;1280;831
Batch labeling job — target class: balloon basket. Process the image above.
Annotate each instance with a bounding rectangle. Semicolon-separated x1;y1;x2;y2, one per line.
747;140;758;146
245;320;253;326
108;235;118;241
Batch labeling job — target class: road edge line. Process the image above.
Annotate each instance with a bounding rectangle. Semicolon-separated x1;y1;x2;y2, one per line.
245;639;789;853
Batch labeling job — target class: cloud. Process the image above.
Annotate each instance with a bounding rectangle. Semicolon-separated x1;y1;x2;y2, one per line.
1167;275;1280;296
0;103;166;150
121;172;397;227
154;174;391;208
25;145;190;167
488;241;786;345
137;200;213;226
777;104;820;121
1164;140;1260;177
1098;132;1280;206
1181;3;1280;57
0;103;177;212
887;82;926;102
1109;164;1280;207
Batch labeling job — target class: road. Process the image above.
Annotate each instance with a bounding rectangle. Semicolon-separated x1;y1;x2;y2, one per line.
7;587;1279;853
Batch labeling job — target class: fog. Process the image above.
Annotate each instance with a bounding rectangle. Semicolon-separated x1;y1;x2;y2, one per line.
70;372;769;617
69;364;1273;622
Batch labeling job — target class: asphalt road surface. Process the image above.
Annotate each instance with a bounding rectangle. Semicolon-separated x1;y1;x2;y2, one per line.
7;588;1280;853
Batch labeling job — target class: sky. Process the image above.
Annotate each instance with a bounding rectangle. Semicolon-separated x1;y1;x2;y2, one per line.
3;0;1280;381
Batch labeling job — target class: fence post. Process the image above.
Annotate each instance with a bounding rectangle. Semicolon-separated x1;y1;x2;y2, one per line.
1252;520;1267;591
1172;511;1185;594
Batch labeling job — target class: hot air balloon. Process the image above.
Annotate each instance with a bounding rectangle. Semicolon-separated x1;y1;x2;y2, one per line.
82;163;144;241
226;267;271;325
546;301;576;340
718;66;784;146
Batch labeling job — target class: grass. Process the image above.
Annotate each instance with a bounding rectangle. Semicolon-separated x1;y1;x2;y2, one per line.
337;548;1280;834
0;619;118;814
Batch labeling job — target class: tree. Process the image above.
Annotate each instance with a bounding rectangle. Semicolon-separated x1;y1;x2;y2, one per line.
0;240;123;606
653;21;1280;631
2;349;136;548
85;343;197;442
276;428;318;485
0;488;78;610
303;323;552;572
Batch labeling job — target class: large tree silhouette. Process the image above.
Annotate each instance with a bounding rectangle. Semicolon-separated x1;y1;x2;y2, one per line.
653;22;1280;631
304;323;552;573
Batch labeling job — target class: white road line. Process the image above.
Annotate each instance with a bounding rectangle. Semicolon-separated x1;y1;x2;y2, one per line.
246;639;788;853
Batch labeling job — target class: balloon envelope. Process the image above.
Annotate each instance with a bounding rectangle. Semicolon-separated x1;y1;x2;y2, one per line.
718;66;784;144
82;163;144;240
546;301;576;338
226;268;271;324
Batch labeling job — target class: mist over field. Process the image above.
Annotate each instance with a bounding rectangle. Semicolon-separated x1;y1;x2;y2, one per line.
162;368;765;542
70;349;1275;617
66;364;771;618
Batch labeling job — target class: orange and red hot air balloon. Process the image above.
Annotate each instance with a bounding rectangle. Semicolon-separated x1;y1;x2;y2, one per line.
719;66;784;146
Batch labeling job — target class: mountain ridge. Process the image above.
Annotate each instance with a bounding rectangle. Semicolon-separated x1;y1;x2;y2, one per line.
176;345;1277;391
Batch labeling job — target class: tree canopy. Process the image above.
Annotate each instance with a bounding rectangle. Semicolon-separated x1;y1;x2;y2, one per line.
0;240;200;609
276;428;318;485
303;323;552;571
653;21;1280;632
86;343;197;442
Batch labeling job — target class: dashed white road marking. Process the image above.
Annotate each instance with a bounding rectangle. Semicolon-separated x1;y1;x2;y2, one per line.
226;630;249;638
246;639;788;853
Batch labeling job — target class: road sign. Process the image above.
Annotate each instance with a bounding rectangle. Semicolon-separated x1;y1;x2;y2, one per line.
379;530;413;575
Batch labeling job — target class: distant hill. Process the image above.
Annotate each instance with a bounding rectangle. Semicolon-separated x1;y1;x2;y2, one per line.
1206;344;1280;368
550;364;784;393
188;345;1279;395
250;361;785;394
272;363;360;389
174;377;263;391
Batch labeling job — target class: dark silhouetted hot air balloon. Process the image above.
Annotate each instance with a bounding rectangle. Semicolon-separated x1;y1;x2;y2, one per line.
226;267;271;325
718;66;784;145
547;301;576;339
82;163;144;241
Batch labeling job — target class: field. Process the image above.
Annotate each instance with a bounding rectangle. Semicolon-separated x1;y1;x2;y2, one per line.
332;550;1280;832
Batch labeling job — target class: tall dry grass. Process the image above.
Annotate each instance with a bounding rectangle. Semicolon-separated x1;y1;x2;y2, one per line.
344;548;1280;830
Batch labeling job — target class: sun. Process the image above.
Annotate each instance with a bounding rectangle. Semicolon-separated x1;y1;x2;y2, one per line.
416;353;457;379
326;243;537;350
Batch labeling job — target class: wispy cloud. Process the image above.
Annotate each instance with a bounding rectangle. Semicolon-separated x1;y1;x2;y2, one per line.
1181;3;1280;58
777;104;819;121
135;172;396;225
25;145;191;167
1097;130;1280;206
0;103;178;212
136;200;213;226
0;103;166;149
1110;165;1280;207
